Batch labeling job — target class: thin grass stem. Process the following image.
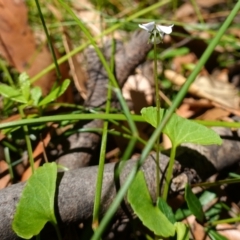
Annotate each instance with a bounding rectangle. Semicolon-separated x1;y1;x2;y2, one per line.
34;0;61;80
190;0;205;24
2;114;240;130
92;40;115;230
18;106;35;173
4;147;14;179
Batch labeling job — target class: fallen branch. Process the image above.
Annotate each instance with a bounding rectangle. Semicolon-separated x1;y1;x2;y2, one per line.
1;126;240;239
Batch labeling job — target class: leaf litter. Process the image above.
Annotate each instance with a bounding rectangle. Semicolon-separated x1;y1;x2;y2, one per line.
1;1;240;239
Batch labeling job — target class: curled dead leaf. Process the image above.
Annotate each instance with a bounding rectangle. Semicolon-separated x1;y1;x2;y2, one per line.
165;69;239;109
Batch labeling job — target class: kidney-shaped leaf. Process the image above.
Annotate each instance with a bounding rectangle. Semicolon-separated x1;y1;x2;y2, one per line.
12;163;58;239
128;171;175;237
38;79;70;106
141;107;222;147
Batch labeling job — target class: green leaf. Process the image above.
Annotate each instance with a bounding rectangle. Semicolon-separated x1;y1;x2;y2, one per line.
229;172;240;178
205;203;222;220
30;86;42;106
174;222;189;240
0;83;27;103
175;208;192;221
185;184;205;222
141;107;222;147
128;171;175;237
12;163;58;239
157;197;176;224
19;72;31;101
38;79;70;106
207;229;228;240
160;47;190;60
199;191;216;206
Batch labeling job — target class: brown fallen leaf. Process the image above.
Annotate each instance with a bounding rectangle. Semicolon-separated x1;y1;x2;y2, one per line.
197;107;230;121
174;3;199;23
196;0;225;8
165;69;239;109
0;0;35;68
0;0;72;101
27;44;69;96
0;160;11;189
183;215;210;240
176;102;202;119
216;223;240;240
122;73;153;113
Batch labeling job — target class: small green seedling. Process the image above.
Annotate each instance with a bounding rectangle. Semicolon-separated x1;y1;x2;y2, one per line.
0;72;70;108
141;106;222;199
127;106;222;238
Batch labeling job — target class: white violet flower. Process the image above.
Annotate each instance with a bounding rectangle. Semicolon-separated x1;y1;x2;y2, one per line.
139;21;174;44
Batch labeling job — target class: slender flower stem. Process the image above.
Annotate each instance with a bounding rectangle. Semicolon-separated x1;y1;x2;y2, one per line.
138;21;174;199
153;30;160;198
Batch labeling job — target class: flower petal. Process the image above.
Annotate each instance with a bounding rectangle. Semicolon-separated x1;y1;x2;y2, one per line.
139;22;155;32
156;24;174;34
